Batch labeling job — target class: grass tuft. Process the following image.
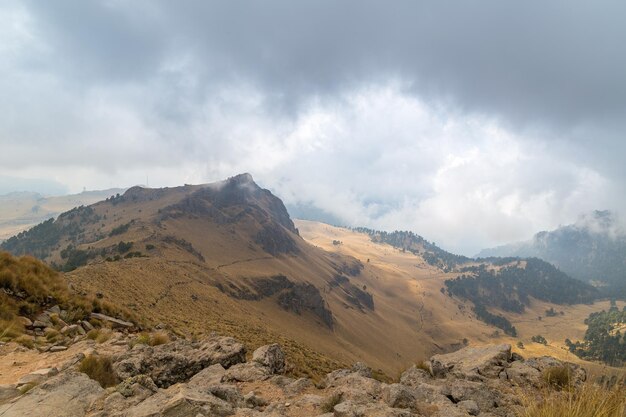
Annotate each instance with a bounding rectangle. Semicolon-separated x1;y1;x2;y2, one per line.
78;354;119;388
542;366;572;389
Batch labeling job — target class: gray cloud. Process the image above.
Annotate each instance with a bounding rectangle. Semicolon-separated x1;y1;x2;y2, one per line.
1;0;625;254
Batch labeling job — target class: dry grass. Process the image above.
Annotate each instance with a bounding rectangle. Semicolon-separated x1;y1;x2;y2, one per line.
86;328;111;344
129;331;169;348
542;366;573;389
0;251;139;345
520;384;626;417
78;355;119;388
415;360;432;374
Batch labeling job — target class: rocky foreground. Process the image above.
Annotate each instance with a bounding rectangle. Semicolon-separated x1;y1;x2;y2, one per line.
0;334;586;417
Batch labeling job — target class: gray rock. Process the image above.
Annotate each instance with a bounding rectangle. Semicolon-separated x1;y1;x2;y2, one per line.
209;384;243;406
223;362;271;382
383;383;417;409
252;344;285;374
458;400;480;416
0;384;19;402
400;365;432;387
50;345;68;352
17;367;59;386
189;363;227;387
430;344;511;380
124;384;233;417
114;336;246;387
0;371;103;417
351;362;372;378
90;312;134;328
283;377;313;396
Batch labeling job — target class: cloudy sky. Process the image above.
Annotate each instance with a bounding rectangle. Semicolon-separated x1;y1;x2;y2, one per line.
1;0;625;255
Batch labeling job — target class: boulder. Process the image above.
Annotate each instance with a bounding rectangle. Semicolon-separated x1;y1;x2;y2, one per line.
400;365;432;387
124;384;234;417
458;400;480;415
0;371;103;417
383;383;417;409
430;344;512;380
223;362;271;382
252;344;285;374
17;367;59;386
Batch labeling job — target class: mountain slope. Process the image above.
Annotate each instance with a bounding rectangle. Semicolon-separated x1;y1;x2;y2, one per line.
2;175;616;377
0;188;126;241
478;210;626;296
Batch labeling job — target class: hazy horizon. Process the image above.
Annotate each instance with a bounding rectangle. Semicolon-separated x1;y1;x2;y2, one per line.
1;0;625;255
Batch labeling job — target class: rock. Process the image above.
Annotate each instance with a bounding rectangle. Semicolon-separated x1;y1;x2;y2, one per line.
114;336;246;388
458;400;480;416
0;371;103;417
0;384;19;402
17;367;59;386
48;305;62;315
90;312;134;328
351;362;372;378
32;320;48;329
441;379;501;412
252;344;285;374
124;384;233;417
116;375;158;398
383;383;417;409
189;363;227;387
326;372;383;404
209;384;243;406
61;324;80;335
430;344;512;380
243;391;269;408
400;365;432;387
283;377;313;396
81;320;94;331
223;362;271;382
501;361;542;386
50;345;68;352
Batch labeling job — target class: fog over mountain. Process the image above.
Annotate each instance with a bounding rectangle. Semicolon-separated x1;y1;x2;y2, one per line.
2;1;626;254
479;210;626;295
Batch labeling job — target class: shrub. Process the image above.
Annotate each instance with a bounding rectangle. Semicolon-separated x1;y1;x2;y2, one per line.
532;335;548;345
79;355;119;387
543;366;572;389
14;334;35;349
149;332;169;346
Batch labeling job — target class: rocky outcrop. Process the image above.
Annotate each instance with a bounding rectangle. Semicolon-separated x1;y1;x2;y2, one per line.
113;336;246;388
277;283;334;329
0;337;589;417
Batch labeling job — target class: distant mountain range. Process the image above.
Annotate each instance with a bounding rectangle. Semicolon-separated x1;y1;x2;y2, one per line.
0;188;126;241
478;210;626;296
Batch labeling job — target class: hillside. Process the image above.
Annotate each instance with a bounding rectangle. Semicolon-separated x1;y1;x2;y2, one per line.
478;210;626;297
1;175;620;379
0;188;126;242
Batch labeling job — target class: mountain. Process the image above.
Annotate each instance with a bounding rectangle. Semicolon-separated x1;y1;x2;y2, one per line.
0;188;126;242
0;174;616;377
478;210;626;296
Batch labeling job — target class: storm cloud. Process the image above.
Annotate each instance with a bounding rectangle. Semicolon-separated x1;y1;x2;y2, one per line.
1;0;625;254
